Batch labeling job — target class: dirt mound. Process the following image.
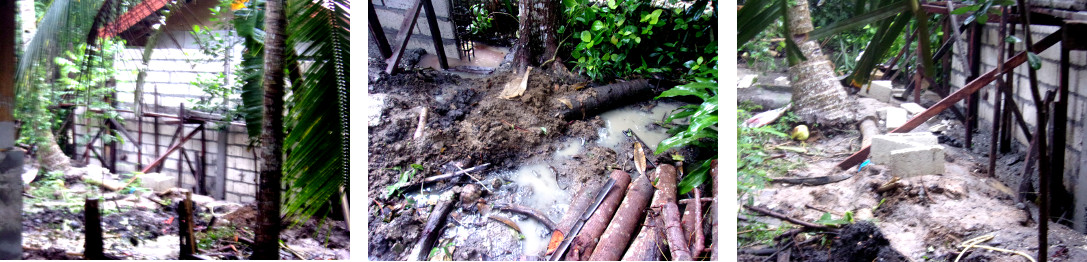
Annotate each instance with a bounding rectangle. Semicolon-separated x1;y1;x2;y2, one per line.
828;222;907;262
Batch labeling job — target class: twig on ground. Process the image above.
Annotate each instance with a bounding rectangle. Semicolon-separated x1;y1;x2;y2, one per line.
488;215;523;233
679;197;715;205
414;107;428;140
495;204;558;231
743;205;833;230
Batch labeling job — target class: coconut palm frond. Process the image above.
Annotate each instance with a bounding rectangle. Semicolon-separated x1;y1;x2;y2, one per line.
281;0;348;223
235;5;267;142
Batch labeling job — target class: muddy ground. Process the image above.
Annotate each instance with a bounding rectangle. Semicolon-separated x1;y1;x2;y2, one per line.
738;79;1087;261
367;50;717;259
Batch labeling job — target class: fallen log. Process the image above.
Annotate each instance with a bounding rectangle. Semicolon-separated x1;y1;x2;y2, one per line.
622;164;678;261
555;79;655;120
661;202;692;261
689;188;705;257
858;116;880;148
770;173;853;186
743;205;832;230
564;170;632;260
548;184;597;256
409;196;458;260
588;173;655;261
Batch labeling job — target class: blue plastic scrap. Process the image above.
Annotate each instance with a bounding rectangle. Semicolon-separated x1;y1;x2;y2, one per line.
858;159;871;172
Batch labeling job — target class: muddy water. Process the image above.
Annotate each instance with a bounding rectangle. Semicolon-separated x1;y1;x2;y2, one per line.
596;102;683;153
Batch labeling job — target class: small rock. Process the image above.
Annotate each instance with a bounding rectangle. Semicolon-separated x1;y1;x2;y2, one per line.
773;76;790;86
460;184;482;204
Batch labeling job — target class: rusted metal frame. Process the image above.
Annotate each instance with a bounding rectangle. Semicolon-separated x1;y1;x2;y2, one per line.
385;0;425;74
157;117;183;173
1012;1;1049;259
137;114;143;170
422;0;449;69
180;147;206;194
80;129;103;164
965;22;983;149
369;1;393;58
1046;22;1087;227
836;28;1064;170
200;123;208;195
153;116;161;171
999;21;1018;153
883;24;920;81
140;124;204;174
989;7;1009;178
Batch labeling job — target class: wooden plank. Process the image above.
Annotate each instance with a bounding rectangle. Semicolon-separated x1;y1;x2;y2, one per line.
385;0;424;74
836;28;1064;170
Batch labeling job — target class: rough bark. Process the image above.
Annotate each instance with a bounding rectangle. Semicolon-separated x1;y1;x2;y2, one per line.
621;164;678;261
252;0;286;258
36;130;71;172
555;79;655;120
511;0;560;72
661;202;692;261
786;1;855;126
17;0;34;49
565;170;631;260
410;198;457;260
588;173;655;261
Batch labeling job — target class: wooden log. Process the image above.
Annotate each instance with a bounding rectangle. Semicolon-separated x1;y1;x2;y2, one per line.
858;117;880;148
180;191;196;259
555;79;655;120
409;197;458;260
85;198;105;260
661;202;692;261
564;170;631;260
622;164;678;261
689;189;705;257
547;183;597;256
588;173;655;261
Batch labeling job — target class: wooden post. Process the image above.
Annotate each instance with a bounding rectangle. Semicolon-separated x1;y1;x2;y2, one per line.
179;191;196;259
369;1;393;58
85;198;104;260
384;0;424;74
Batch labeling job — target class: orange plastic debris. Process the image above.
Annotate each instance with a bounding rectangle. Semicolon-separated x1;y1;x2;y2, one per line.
546;230;564;255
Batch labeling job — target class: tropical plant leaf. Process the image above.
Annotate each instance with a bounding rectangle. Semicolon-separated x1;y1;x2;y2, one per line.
281;0;349;224
808;1;907;40
1027;51;1042;70
677;158;714;194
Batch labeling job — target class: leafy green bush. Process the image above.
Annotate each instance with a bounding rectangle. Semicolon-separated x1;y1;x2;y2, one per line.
52;38;129;145
655;62;717;194
561;0;715;81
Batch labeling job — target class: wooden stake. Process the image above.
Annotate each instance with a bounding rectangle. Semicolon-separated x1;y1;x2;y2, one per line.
84;198;104;260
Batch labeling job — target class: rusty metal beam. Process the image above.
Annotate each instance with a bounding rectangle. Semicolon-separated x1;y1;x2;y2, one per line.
140;125;203;174
385;0;424;74
369;1;393;58
836;28;1064;170
422;0;448;69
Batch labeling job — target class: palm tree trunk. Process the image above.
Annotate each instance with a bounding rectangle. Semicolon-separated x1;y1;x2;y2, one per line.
253;0;286;258
785;1;855;126
17;0;35;49
511;0;559;72
36;130;70;172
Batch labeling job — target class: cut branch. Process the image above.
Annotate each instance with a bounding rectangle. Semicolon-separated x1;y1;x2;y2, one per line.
621;164;678;261
588;173;655;261
495;204;557;231
565;170;631;260
742;204;832;230
661;202;692;261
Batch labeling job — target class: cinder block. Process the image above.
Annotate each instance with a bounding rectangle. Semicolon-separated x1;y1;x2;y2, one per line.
871;133;939;165
368;94;388;127
773;76;790;86
141;172;178;192
900;103;926;116
885;107;908;130
737;75;757;89
888;145;946;177
861;80;893;102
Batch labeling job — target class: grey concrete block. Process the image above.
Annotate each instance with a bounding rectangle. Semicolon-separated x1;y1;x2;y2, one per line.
887;145;945;177
870;133;939;165
885;107;908;130
901;103;926;116
860;80;893;103
141;173;178;192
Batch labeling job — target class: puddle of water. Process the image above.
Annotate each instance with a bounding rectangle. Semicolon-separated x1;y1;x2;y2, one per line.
596;102;684;153
553;139;584;160
514;216;549;256
419;41;509;73
507;164;570;214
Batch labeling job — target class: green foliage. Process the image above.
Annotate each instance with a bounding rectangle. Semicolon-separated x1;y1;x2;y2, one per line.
656;59;717;194
737;103;805;203
385;164;423;198
738;217;788;247
30;170;69;201
53;38;130;145
814;211;854;226
951;0;1014;25
738;24;783;72
562;0;715;81
196;224;238;251
467;4;493;35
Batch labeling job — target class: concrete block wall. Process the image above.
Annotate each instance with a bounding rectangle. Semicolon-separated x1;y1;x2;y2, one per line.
71;47;258;203
949;23;1087;232
373;0;461;59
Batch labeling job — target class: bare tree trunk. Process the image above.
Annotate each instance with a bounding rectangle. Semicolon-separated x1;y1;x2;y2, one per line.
253;0;286;258
786;2;855;126
17;0;34;49
37;130;70;172
511;0;559;72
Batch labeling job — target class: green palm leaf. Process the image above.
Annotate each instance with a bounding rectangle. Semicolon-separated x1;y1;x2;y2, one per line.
281;0;348;224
